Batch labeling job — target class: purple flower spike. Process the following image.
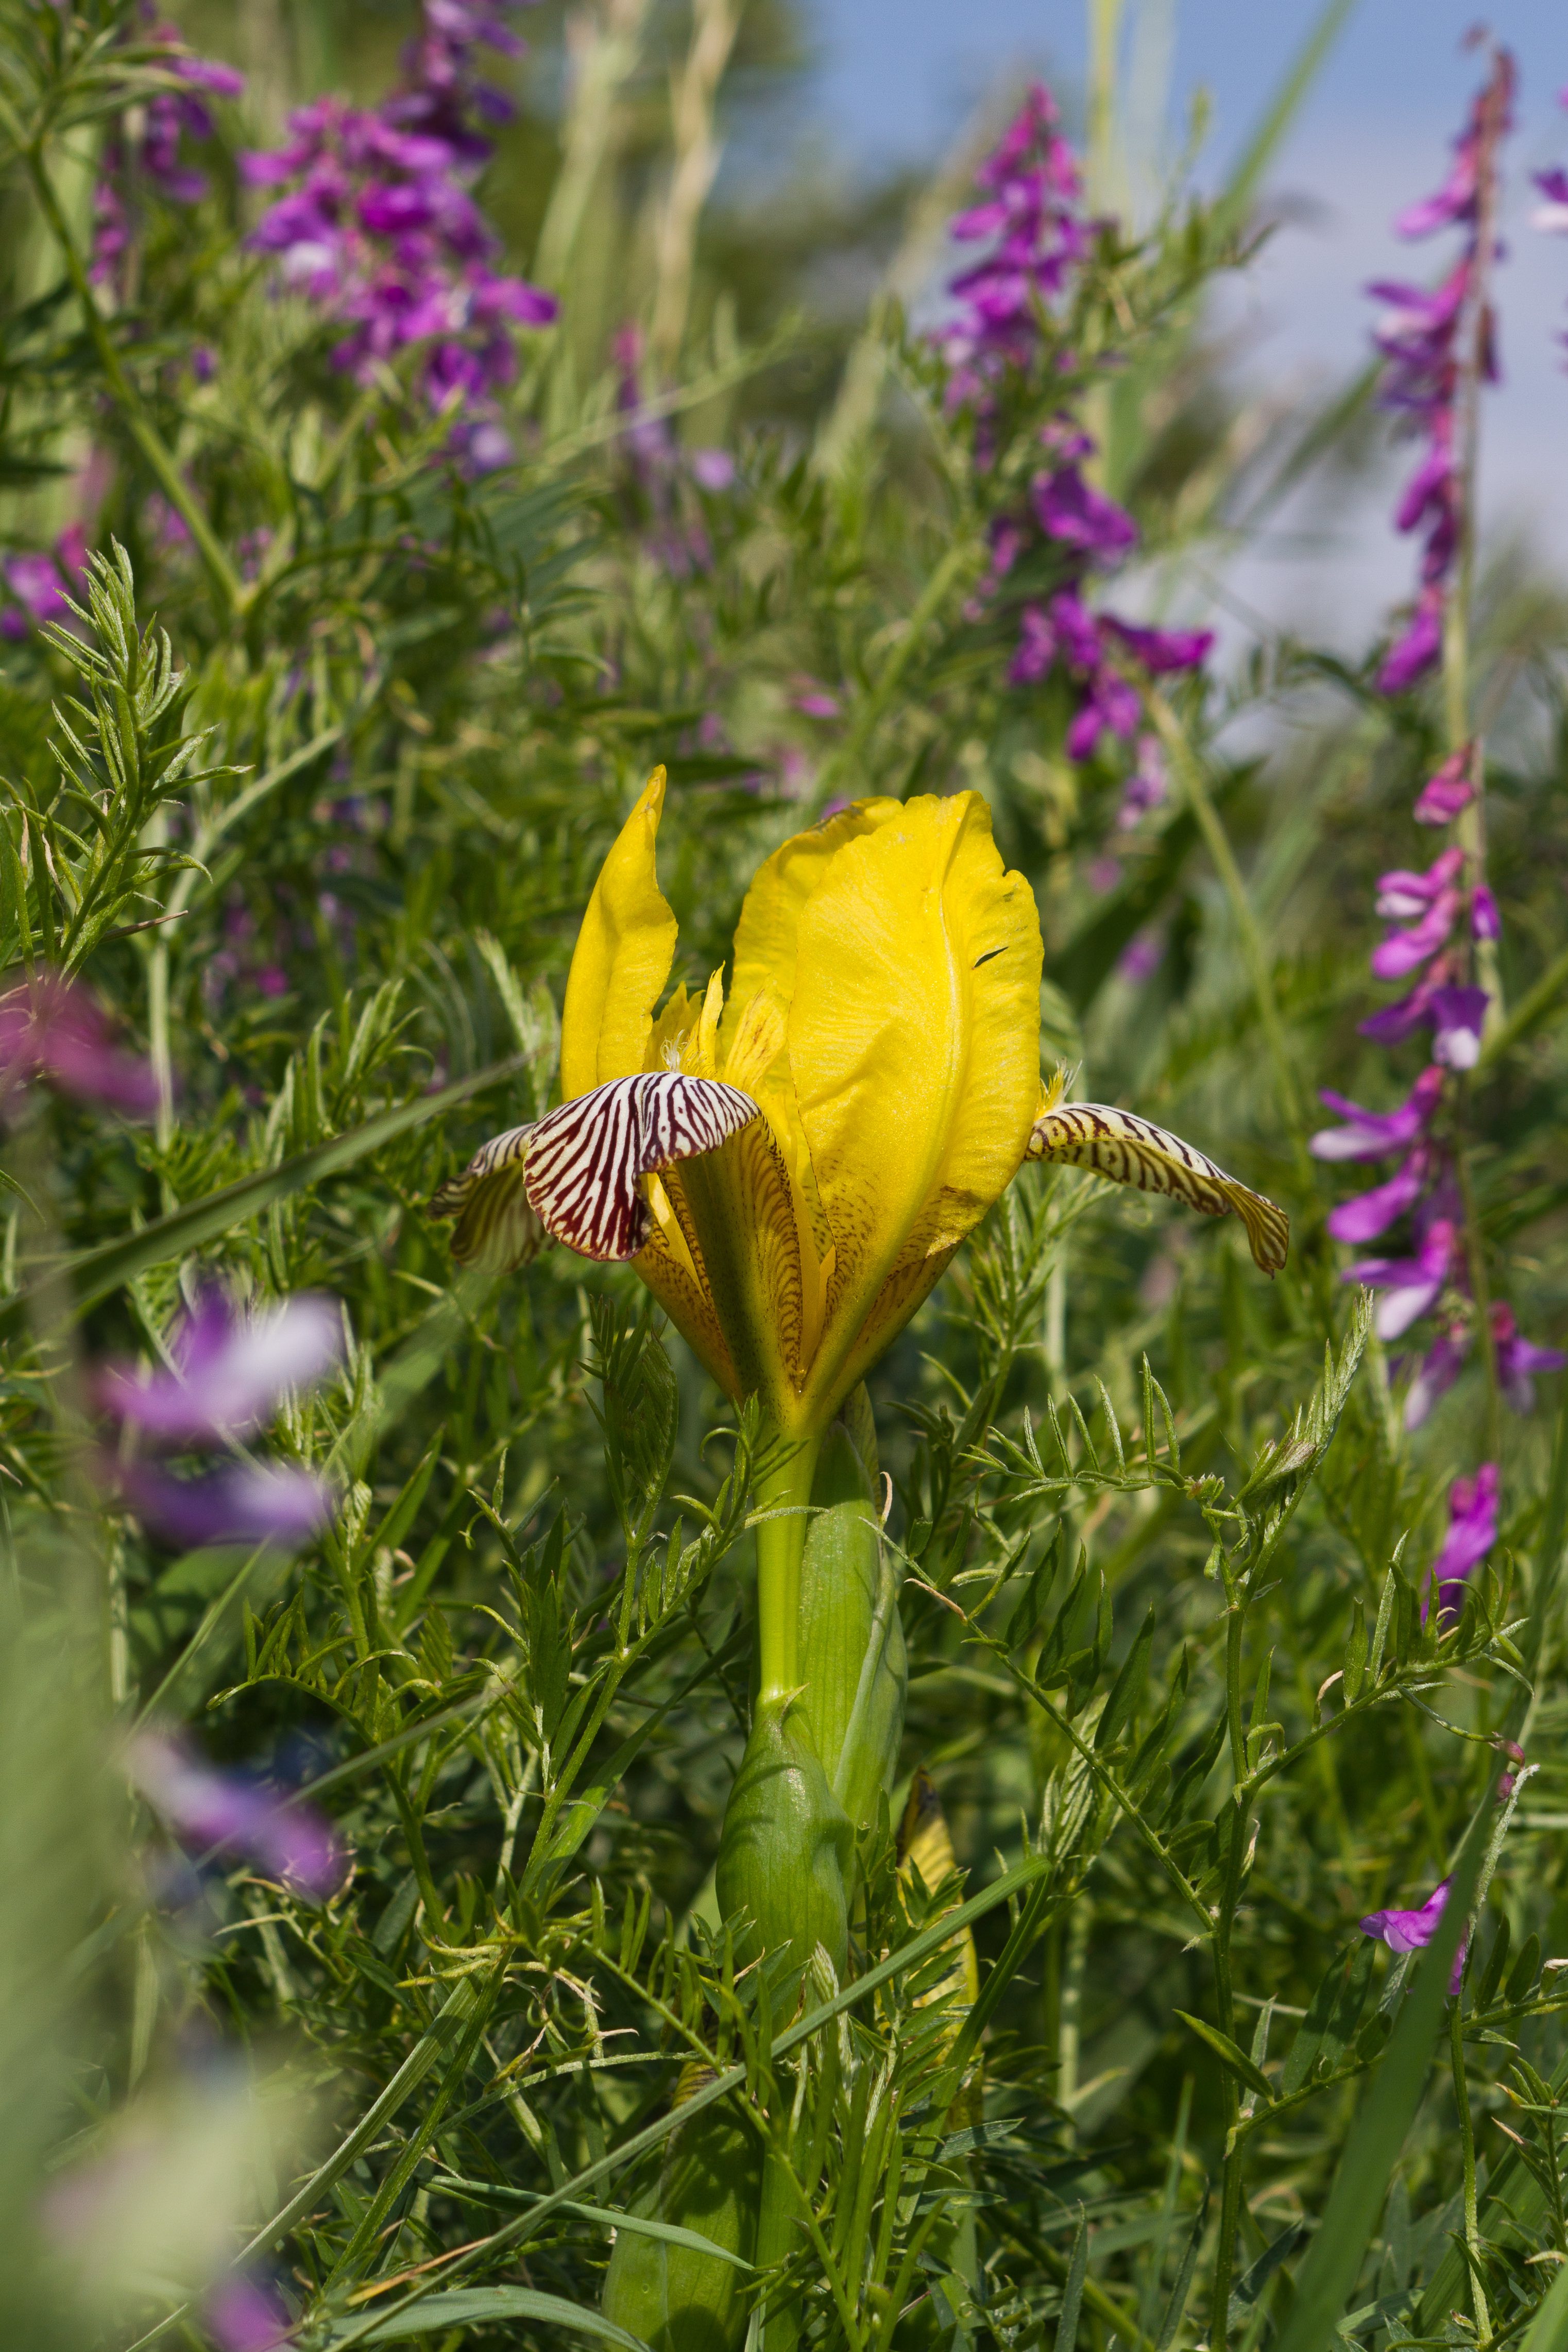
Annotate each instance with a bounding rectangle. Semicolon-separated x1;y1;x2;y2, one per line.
1310;1066;1444;1163
1492;1306;1568;1414
1347;1216;1458;1341
96;1291;343;1446
129;1731;346;1899
1413;747;1475;824
0;971;160;1115
1430;1461;1500;1614
116;1459;337;1554
1429;983;1488;1069
1360;1878;1467;1995
1031;462;1138;559
1102;617;1215;674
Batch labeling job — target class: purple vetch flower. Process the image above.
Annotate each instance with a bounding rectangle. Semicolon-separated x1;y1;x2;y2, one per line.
1117;931;1163;984
243;3;553;448
1430;1461;1500;1614
204;2275;295;2352
1370;846;1464;977
1429;983;1488;1069
96;1290;343;1446
1413;744;1475;824
0;970;160;1115
1310;1066;1444;1163
791;684;841;721
1358;965;1442;1046
1324;1147;1432;1246
1491;1306;1568;1414
1471;883;1500;940
1346;1216;1459;1341
935;81;1086;407
1117;733;1167;830
128;1730;346;1898
90;23;244;288
115;1458;338;1553
690;448;736;492
1031;459;1138;559
1368;50;1513;697
1102;616;1215;675
1360;1878;1467;1994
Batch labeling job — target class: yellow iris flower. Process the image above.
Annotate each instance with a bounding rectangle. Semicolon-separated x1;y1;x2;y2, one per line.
432;765;1288;1699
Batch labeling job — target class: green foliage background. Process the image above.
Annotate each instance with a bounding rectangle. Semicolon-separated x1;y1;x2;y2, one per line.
1;3;1566;2347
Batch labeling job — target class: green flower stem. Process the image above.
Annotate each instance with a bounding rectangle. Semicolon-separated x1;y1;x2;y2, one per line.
1451;1996;1492;2345
754;1426;824;1706
23;144;245;618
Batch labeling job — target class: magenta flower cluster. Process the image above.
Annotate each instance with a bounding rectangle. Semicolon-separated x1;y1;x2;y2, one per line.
1360;1876;1467;1995
96;1288;342;1552
0;521;90;642
129;1728;344;1900
0;970;160;1116
91;17;244;291
936;87;1211;762
243;0;555;466
1366;52;1512;693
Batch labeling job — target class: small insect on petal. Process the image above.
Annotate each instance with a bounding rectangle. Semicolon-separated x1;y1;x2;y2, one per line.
427;1120;543;1272
1027;1101;1289;1275
524;1072;761;1260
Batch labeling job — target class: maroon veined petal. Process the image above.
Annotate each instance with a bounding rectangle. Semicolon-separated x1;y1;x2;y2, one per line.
427;1119;543;1272
523;1073;760;1262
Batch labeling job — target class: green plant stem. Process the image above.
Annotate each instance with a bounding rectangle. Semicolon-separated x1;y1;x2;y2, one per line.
1478;940;1568;1070
1146;692;1307;1167
1209;1581;1253;2351
754;1426;823;1704
23;146;244;617
1451;1996;1492;2344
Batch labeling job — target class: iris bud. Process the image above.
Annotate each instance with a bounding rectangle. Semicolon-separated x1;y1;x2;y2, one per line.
601;2060;762;2352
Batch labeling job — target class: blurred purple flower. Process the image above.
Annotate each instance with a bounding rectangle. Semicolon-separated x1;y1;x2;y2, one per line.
96;1290;342;1446
1360;1878;1467;1994
1377;586;1445;696
1413;745;1475;824
1534;162;1568;236
204;2275;295;2352
1031;461;1137;559
1431;1461;1499;1614
1118;931;1162;984
116;1459;337;1553
1492;1305;1567;1414
691;448;736;492
1;521;89;638
129;1730;345;1898
1103;616;1214;675
0;971;160;1116
792;684;841;720
1403;1321;1470;1429
1358;965;1441;1046
1471;883;1501;939
1310;1066;1444;1162
90;23;244;287
1347;1215;1458;1341
935;82;1086;406
1117;733;1167;830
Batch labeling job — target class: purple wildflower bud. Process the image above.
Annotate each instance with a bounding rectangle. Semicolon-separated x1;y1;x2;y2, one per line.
1430;1461;1499;1614
115;1459;337;1554
1471;883;1501;939
96;1290;343;1446
792;685;841;720
1403;1322;1470;1429
1429;983;1488;1069
1118;932;1162;983
1346;1216;1458;1341
1413;747;1475;824
0;970;160;1115
1009;604;1055;686
1325;1149;1430;1244
1360;1879;1467;1994
1375;846;1465;921
1491;1305;1568;1414
1359;966;1441;1044
1066;664;1141;761
1371;895;1461;977
1310;1066;1444;1162
1116;733;1167;830
1031;462;1138;559
204;2275;295;2352
129;1731;346;1899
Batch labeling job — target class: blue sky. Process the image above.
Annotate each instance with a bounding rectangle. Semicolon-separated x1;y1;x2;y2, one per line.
799;2;1568;645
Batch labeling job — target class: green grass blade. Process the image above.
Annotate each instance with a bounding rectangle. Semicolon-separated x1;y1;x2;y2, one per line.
1272;1792;1496;2352
0;1053;523;1343
1522;2255;1568;2352
325;2287;652;2346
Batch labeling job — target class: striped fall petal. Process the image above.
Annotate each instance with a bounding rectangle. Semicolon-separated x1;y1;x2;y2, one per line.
430;1073;760;1268
1026;1084;1289;1276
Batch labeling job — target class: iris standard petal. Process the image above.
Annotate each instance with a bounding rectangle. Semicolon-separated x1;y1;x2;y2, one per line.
1027;1095;1289;1275
788;793;1043;1414
559;766;680;1096
721;797;902;1062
